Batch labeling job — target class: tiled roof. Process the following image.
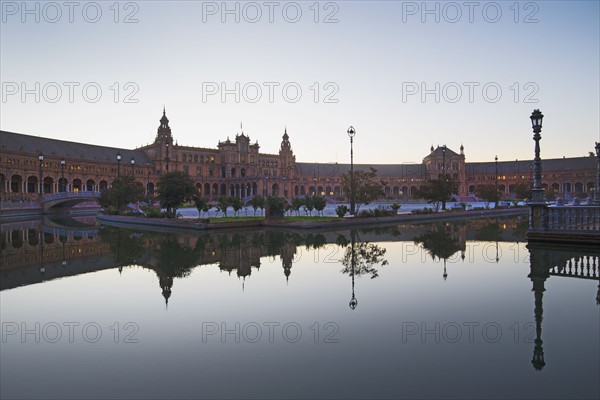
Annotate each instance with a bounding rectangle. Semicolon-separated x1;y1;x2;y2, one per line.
0;130;150;164
295;162;428;177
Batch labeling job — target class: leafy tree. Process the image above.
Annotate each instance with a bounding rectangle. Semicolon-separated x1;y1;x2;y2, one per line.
312;195;327;216
230;196;243;216
203;202;213;218
336;204;349;218
98;175;145;213
475;184;500;208
341;168;386;212
248;195;264;216
195;196;208;218
513;182;532;201
414;178;455;211
391;202;401;213
216;196;231;217
291;197;304;216
266;195;287;218
156;171;197;214
302;195;314;216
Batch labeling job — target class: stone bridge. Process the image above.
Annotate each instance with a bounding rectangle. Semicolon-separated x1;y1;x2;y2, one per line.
42;191;100;212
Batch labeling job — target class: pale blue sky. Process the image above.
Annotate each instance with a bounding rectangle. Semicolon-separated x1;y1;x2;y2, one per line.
1;1;598;163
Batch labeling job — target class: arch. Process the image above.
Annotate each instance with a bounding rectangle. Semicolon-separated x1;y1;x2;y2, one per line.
468;185;475;194
586;182;594;192
309;186;315;195
317;186;324;195
11;175;22;193
86;179;95;192
326;186;332;196
213;183;219;196
27;176;38;193
99;180;108;191
410;186;418;196
384;186;391;196
43;177;54;194
551;183;560;192
196;183;202;194
498;184;506;194
231;168;236;178
393;186;400;196
204;183;211;196
11;230;23;249
43;232;54;244
220;183;226;196
0;174;5;194
334;186;341;196
235;184;240;197
252;182;258;196
563;182;572;193
73;179;82;192
574;182;583;193
294;185;299;196
272;183;279;196
508;184;516;193
300;186;306;196
542;183;548;190
230;184;235;197
27;229;39;246
147;182;155;195
241;168;246;177
402;186;409;196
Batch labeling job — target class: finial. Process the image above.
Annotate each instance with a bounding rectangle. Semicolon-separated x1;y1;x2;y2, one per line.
163;105;166;115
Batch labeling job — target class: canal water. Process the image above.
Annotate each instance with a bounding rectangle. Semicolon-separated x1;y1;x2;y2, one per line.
1;215;598;399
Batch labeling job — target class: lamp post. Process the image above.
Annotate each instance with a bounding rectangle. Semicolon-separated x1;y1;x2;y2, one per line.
595;142;600;205
116;152;121;215
38;153;44;198
530;109;545;203
347;126;356;215
442;145;447;211
130;157;135;176
495;155;499;208
146;161;151;204
60;158;66;193
165;141;170;173
116;152;121;179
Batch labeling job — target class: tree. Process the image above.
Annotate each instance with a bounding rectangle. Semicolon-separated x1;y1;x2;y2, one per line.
266;195;287;218
248;195;264;216
156;171;197;215
475;184;500;208
302;195;314;216
313;195;327;216
216;196;231;217
341;168;385;212
414;179;455;211
291;197;304;216
195;196;212;218
513;182;532;201
230;196;243;216
98;175;145;213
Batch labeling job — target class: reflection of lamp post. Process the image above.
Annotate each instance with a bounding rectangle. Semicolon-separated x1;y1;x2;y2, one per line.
349;230;358;310
347;126;356;215
594;142;600;205
495;155;499;208
530;109;544;203
38;153;44;198
60;158;66;193
442;145;447;210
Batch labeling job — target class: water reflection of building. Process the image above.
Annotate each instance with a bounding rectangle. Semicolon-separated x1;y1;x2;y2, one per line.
527;242;600;371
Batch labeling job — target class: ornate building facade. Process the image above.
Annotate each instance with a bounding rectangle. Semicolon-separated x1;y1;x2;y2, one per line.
0;109;597;203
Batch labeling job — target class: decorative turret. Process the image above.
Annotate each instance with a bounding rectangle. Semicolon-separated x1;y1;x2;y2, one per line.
460;143;464;155
155;107;173;143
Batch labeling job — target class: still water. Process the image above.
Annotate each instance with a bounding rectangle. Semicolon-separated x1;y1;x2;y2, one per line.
1;215;598;399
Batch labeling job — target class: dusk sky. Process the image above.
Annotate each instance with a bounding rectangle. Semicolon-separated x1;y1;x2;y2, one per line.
1;1;598;164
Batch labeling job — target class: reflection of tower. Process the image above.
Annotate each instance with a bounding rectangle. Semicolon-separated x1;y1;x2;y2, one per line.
158;273;173;307
527;244;549;371
349;231;358;310
281;242;295;284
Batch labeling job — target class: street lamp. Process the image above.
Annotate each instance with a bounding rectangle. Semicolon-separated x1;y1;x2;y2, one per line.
38;153;44;198
116;152;122;179
130;157;135;175
146;161;151;204
347;126;356;215
165;141;170;172
442;145;447;211
495;155;499;208
595;142;600;205
60;158;66;193
530;109;545;203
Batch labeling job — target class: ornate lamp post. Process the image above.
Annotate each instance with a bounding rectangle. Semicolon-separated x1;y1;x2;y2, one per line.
60;158;66;193
347;126;356;215
530;109;545;203
146;161;151;204
442;145;447;211
130;157;135;176
38;153;44;198
495;155;499;208
595;142;600;205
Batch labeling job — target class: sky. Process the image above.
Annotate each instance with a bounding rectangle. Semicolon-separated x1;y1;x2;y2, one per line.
1;0;599;164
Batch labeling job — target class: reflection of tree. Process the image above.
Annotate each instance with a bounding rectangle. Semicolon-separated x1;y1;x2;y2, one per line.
475;221;502;242
99;226;145;269
413;225;461;261
340;232;388;279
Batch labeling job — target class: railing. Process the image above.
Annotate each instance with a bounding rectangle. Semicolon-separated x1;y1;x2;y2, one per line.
543;206;600;231
548;255;599;280
0;201;42;210
43;191;99;201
